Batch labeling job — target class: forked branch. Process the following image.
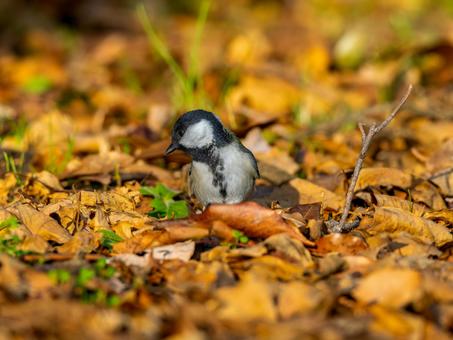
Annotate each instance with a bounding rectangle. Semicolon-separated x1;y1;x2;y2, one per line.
329;85;413;233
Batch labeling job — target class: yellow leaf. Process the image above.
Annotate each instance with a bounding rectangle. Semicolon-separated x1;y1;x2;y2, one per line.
374;194;426;216
15;205;71;243
290;178;344;211
373;206;453;247
278;281;329;319
215;273;277;322
227;75;300;118
355;167;412;191
353;267;422;308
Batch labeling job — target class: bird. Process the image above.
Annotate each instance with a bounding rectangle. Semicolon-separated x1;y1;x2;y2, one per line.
165;109;260;207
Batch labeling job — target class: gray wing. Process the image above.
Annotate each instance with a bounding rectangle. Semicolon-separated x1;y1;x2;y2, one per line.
239;143;260;179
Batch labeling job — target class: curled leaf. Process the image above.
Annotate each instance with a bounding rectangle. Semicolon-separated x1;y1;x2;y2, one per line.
200;202;314;246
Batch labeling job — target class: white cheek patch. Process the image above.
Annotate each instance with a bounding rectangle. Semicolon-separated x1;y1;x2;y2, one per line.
179;119;213;148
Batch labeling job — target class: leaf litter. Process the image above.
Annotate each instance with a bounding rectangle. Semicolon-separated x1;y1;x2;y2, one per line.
0;1;452;339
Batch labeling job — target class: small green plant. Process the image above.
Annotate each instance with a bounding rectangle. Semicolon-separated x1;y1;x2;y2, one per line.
0;216;19;231
221;229;249;249
48;269;71;284
0;236;29;257
10;117;28;142
75;259;120;307
22;75;53;94
76;267;96;287
140;183;189;219
99;230;123;251
0;217;28;257
232;229;249;244
0;221;31;257
94;258;116;279
3;152;22;184
136;1;211;110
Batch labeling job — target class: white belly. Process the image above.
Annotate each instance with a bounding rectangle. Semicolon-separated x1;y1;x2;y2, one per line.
190;144;256;206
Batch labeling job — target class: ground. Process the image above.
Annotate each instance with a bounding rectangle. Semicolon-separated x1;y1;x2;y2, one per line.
0;1;452;339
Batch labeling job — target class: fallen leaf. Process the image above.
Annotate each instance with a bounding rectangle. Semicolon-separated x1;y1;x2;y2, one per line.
152;241;195;262
200;202;314;246
215;273;277;322
373;194;426;217
15;204;71;243
263;233;314;267
227;75;300;118
315;234;368;256
56;230;99;254
355;167;412;191
33;171;64;191
369;305;424;338
111;252;152;269
236;256;307;281
289;178;343;211
278;281;330;319
353;267;422;308
372;206;453;247
19;235;49;254
411;182;447;210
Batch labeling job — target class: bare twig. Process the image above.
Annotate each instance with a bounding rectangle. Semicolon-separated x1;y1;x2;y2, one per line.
330;85;413;233
426;167;453;181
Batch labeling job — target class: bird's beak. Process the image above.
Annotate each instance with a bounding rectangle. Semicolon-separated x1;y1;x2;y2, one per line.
165;141;178;155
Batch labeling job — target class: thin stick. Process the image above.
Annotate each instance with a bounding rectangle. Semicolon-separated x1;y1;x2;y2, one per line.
426;167;453;181
330;85;413;233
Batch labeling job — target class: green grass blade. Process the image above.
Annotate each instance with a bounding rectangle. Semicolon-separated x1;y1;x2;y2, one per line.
136;3;189;95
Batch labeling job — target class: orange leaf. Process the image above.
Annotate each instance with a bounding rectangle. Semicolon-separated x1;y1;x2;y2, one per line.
200;202;314;246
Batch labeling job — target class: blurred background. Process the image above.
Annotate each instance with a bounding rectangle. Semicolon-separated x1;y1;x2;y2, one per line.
0;0;452;177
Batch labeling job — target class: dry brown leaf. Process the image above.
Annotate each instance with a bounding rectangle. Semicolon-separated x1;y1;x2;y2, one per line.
315;234;368;256
0;173;17;205
263;233;314;268
373;233;442;259
256;147;299;177
369;305;425;338
15;204;71;243
423;209;453;225
289;178;343;211
427;138;453;172
227;30;270;65
372;206;453;247
432;173;453;197
236;256;307;281
214;273;277;322
0;254;27;299
353;267;422;308
410;182;446;210
163;226;210;243
33;171;64;191
200;202;314;246
355;167;412;191
152;241;195;262
19;235;49;254
112;225;207;254
111;252;152;269
227;75;300;118
162;260;235;292
278;281;330;319
56;230;99;254
374;194;426;217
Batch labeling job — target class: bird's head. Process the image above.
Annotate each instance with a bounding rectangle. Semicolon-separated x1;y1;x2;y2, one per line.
165;109;231;155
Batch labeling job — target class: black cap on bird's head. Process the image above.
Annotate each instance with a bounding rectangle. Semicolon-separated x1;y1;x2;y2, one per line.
165;109;232;155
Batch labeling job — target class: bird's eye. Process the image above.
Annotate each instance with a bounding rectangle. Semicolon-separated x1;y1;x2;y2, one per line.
177;130;184;138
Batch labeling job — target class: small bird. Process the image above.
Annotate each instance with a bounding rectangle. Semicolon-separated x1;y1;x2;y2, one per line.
165;109;259;206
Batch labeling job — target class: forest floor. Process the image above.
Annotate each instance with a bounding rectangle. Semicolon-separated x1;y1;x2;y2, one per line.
0;1;452;339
